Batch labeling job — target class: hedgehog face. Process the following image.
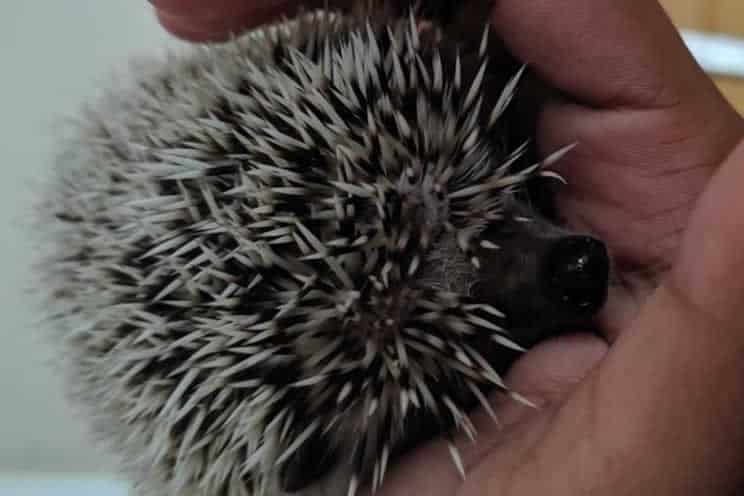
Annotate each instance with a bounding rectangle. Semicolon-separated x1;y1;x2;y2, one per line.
469;199;610;347
39;10;611;496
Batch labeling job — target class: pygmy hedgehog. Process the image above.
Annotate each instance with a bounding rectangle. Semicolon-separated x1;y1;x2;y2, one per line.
36;2;611;495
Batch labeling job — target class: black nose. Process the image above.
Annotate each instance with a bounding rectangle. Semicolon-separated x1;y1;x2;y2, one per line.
543;235;610;314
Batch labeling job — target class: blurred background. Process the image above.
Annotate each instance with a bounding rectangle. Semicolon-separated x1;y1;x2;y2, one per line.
0;1;741;494
0;3;184;494
660;0;744;110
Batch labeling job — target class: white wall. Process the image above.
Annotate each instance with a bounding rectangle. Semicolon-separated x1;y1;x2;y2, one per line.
0;2;183;474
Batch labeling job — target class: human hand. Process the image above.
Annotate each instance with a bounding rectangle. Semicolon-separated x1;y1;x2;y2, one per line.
149;0;334;42
150;1;744;494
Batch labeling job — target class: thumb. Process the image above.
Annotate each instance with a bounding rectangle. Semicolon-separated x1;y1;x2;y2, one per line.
503;139;744;496
374;334;607;496
671;138;744;321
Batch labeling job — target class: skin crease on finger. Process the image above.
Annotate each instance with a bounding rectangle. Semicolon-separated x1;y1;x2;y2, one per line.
490;0;744;247
513;140;744;493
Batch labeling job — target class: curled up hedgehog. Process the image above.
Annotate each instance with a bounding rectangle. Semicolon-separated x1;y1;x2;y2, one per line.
35;1;612;495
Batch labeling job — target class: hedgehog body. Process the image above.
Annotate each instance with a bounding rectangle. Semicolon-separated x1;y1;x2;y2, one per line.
37;5;610;496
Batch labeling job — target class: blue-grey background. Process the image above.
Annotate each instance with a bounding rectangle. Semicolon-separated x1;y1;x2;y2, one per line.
0;3;182;490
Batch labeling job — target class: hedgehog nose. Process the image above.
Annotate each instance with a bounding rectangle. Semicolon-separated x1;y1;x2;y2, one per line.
543;235;610;314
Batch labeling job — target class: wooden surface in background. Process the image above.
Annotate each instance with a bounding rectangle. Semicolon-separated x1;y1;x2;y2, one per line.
660;0;744;35
711;0;744;37
660;0;744;112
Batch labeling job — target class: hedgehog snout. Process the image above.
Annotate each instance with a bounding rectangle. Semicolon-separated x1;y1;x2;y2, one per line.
471;207;610;347
542;235;610;316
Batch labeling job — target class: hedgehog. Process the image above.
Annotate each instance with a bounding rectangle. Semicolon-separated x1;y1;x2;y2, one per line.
34;2;611;495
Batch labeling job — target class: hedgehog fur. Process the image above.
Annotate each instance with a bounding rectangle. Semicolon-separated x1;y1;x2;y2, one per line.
35;4;610;496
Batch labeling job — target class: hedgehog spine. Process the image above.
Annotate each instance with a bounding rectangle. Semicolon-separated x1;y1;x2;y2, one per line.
33;6;603;496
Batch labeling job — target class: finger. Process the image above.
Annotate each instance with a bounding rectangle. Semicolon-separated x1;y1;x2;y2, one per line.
537;101;716;290
150;0;302;41
596;276;654;343
479;139;744;495
535;98;743;338
491;0;712;109
151;0;264;16
536;96;743;251
375;334;607;496
502;334;609;405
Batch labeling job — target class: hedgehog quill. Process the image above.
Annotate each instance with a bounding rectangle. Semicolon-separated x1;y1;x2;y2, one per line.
35;2;611;495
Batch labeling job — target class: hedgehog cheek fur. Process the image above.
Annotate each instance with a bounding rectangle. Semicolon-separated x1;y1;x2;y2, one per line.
35;6;612;496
